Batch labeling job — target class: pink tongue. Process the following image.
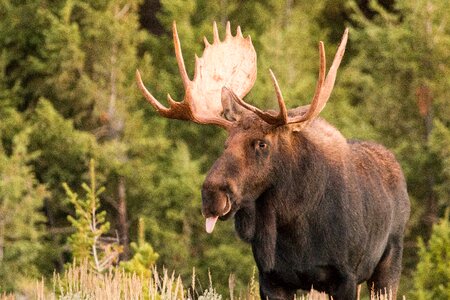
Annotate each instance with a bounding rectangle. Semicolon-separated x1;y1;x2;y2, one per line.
205;216;219;234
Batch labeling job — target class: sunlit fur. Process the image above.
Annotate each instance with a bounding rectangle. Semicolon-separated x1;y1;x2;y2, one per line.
202;109;410;300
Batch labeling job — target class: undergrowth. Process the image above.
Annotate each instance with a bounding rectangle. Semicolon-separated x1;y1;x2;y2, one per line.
0;261;400;300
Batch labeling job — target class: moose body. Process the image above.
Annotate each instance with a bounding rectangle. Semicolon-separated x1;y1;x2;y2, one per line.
137;21;410;299
203;114;410;299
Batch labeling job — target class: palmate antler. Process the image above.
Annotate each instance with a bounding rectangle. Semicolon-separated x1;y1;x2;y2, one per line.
137;21;348;130
233;28;349;127
136;21;257;129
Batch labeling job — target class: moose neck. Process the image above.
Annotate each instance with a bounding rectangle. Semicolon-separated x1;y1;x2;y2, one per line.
272;119;349;218
240;120;351;271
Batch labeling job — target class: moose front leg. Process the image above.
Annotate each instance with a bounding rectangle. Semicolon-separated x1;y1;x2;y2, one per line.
329;274;358;300
259;273;296;300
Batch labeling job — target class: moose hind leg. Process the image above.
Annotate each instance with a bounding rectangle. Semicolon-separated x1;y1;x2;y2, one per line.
367;238;404;298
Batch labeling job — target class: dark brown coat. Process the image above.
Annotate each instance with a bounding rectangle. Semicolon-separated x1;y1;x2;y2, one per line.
202;107;410;299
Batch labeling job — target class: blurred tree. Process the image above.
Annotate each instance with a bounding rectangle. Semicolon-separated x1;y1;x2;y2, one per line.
412;210;450;299
28;99;96;272
120;217;159;279
0;0;52;111
0;130;47;292
429;121;450;207
27;0;156;263
64;160;123;272
250;0;322;109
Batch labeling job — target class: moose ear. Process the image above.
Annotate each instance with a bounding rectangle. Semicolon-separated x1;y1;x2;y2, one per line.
221;87;247;122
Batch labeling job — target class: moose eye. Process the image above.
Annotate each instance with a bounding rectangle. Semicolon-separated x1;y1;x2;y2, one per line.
255;140;268;150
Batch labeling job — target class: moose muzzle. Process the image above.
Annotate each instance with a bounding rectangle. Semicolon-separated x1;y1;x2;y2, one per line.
201;185;233;233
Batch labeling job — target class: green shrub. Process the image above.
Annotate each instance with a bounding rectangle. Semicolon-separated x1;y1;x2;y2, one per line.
412;210;450;299
64;159;122;271
120;217;159;279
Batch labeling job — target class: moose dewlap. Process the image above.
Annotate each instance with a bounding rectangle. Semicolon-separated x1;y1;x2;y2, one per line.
137;21;410;300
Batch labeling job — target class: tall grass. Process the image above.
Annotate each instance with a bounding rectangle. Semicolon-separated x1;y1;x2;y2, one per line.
0;262;401;300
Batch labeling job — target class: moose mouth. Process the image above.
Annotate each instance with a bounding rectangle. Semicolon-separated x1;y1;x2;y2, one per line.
205;194;236;233
219;194;234;220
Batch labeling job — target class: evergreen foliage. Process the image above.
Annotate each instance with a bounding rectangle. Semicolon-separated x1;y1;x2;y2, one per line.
0;130;47;292
412;211;450;299
120;217;159;279
64;160;123;272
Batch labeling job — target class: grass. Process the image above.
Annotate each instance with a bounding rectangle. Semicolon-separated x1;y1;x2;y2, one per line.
0;262;402;300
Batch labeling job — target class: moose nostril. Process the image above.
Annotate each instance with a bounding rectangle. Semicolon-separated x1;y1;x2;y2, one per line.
201;187;232;217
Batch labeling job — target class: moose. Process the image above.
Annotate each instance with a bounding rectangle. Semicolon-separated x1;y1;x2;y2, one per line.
136;22;410;300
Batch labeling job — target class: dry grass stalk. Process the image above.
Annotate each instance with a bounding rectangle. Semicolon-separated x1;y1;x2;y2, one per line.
2;263;401;300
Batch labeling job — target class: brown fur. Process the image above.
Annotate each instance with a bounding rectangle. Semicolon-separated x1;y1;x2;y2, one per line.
202;105;410;300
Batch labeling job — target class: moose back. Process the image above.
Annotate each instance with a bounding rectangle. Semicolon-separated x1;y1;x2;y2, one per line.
136;22;410;300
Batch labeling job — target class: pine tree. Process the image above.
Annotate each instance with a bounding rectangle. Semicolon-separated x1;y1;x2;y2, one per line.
413;211;450;299
64;160;123;272
0;130;47;292
429;120;450;206
120;217;159;279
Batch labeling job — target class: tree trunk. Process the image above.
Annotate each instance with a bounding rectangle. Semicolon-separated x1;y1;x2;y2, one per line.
118;177;130;260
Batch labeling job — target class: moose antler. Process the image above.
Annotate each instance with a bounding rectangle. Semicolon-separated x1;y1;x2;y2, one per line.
136;21;257;129
233;28;348;127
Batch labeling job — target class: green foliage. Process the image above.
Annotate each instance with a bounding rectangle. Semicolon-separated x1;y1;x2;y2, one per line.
64;159;122;272
412;211;450;299
429;120;450;207
30;99;96;193
142;142;204;271
0;130;47;292
251;1;322;109
120;218;159;278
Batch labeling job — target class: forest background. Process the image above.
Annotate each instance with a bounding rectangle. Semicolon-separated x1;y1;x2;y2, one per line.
0;0;449;298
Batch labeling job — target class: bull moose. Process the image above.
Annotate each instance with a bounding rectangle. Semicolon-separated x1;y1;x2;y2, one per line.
136;22;410;300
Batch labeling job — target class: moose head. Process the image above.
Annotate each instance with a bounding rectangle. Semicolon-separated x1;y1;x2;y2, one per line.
136;21;348;233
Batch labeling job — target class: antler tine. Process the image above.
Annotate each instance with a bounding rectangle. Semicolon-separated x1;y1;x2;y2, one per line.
225;21;232;39
136;70;174;115
203;36;211;47
269;69;288;124
284;28;348;126
236;26;243;38
320;28;348;100
172;21;191;90
290;41;326;123
309;41;327;114
213;21;220;43
230;70;288;126
226;87;276;124
137;68;232;128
